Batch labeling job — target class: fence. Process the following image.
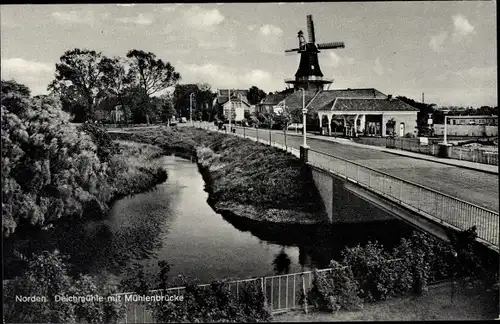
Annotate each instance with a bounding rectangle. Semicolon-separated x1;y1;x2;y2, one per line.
385;137;498;166
113;267;333;323
193;122;499;251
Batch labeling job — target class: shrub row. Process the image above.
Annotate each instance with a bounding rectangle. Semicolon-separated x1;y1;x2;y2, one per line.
304;228;494;312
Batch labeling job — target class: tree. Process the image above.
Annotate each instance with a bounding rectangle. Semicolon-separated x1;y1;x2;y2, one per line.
48;48;118;121
247;86;267;105
157;93;177;124
126;50;181;124
173;83;216;121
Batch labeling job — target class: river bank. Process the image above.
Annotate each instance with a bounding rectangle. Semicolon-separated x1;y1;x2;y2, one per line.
109;127;329;224
3;140;168;279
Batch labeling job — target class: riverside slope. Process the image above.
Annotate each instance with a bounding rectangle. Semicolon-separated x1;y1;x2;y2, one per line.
109;127;329;225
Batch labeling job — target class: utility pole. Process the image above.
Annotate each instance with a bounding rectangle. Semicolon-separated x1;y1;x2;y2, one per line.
301;88;307;147
189;93;195;126
228;89;232;131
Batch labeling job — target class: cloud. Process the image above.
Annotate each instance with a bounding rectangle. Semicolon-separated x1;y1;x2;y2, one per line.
183;6;225;29
117;4;136;7
260;24;283;36
452;66;496;84
327;52;355;68
452;14;475;38
248;25;257;31
161;6;176;12
51;11;95;25
116;13;154;26
1;58;54;95
177;61;280;92
429;31;448;52
373;57;384;76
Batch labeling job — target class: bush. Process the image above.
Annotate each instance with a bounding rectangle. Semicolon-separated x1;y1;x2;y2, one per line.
151;279;271;322
304;228;483;312
3;250;125;323
1;87;113;236
77;123;121;162
306;263;363;312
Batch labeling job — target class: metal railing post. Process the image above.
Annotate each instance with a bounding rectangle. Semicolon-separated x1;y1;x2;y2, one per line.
301;274;308;314
278;277;281;309
286;275;289;310
399;180;403;202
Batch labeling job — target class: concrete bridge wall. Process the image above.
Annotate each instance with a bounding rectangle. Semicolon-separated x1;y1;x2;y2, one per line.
310;166;395;223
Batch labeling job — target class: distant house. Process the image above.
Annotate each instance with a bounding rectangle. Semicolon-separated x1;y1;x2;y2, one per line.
257;92;289;114
214;89;252;121
279;88;418;137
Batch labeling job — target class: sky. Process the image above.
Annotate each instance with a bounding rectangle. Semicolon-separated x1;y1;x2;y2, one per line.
0;2;497;107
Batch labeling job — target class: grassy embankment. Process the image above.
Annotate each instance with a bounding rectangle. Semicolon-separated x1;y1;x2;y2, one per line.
108;140;167;202
109;127;328;224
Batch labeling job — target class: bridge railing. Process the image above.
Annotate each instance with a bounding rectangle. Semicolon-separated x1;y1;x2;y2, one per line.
193;122;498;251
306;148;499;250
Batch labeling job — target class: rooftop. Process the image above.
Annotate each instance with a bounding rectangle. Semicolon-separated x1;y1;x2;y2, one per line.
331;98;419;112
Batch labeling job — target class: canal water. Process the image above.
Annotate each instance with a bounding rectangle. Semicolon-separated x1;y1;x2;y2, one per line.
4;154;415;284
95;154;414;284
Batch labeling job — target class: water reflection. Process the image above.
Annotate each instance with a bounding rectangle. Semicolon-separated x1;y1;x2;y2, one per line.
273;249;292;275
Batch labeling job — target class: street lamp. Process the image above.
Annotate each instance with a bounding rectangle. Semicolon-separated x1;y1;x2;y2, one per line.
189;93;195;126
299;88;308;148
443;115;448;145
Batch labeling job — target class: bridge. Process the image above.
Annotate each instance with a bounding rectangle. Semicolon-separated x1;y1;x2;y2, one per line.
188;122;498;253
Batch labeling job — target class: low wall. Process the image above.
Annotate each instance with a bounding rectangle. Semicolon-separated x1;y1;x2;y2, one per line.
433;124;498;137
310;166;395;223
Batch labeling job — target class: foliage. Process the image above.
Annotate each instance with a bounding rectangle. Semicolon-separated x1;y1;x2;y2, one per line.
151;279;271;323
341;241;413;301
306;264;363;312
173;83;216;121
2;80;167;237
304;228;483;311
126;49;181;97
247;86;267;105
48;48;120;121
1;83;110;236
3;250;125;324
78;123;121;162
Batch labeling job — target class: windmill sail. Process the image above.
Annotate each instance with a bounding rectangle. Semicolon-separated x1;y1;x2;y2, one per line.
307;15;316;43
317;42;345;49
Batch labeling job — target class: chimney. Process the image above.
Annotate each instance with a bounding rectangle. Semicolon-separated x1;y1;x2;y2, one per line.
387;94;392;100
422;92;424;103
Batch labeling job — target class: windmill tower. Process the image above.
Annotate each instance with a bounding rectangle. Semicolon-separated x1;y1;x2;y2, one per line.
285;15;345;91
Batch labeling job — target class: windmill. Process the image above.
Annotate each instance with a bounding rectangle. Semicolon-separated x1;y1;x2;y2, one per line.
285;14;345;91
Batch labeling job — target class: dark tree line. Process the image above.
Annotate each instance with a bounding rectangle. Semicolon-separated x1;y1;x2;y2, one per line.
48;48;180;124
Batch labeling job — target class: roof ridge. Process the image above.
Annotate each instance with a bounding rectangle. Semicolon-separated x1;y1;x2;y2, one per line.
336;97;388;100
